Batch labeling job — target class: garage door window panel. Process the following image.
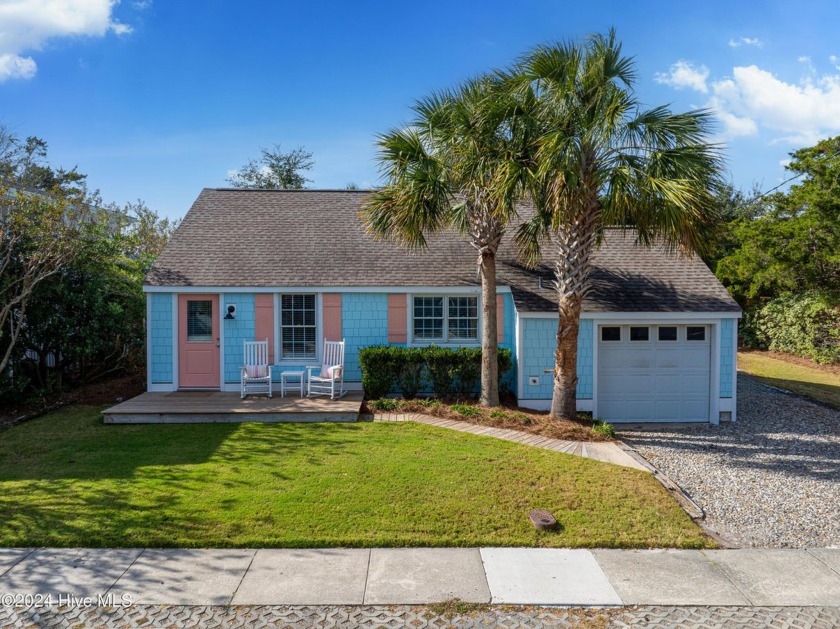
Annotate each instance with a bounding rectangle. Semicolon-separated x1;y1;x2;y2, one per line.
658;326;678;341
687;326;706;341
601;326;621;341
630;326;649;341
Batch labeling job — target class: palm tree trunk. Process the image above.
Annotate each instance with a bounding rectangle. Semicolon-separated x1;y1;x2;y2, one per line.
551;297;580;420
479;251;500;407
549;214;598;421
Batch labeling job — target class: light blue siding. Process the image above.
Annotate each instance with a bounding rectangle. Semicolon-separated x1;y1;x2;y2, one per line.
720;318;735;398
500;292;517;395
148;289;523;389
520;317;592;400
577;319;594;398
222;294;255;383
342;293;390;382
149;293;173;383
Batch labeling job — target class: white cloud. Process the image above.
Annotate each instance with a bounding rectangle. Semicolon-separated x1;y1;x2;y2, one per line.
830;55;840;71
709;102;758;137
0;53;37;81
658;56;840;143
728;36;764;48
0;0;131;82
110;22;133;35
710;65;840;142
654;60;709;93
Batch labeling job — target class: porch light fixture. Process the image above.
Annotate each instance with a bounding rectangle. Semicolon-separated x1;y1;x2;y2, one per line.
224;304;236;320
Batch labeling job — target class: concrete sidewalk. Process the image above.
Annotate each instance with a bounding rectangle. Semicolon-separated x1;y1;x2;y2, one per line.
1;547;839;607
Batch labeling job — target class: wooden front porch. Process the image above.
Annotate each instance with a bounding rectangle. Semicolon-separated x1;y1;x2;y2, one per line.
102;390;363;424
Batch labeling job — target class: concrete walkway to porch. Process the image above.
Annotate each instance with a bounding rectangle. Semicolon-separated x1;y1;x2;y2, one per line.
1;547;839;607
373;412;649;471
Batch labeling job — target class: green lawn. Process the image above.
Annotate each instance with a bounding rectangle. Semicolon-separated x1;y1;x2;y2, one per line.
0;406;711;549
739;352;840;409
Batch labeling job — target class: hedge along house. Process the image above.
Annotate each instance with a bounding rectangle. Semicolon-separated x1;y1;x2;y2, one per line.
144;188;741;424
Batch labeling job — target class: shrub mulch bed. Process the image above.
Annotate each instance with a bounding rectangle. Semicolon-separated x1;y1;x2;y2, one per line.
365;398;613;442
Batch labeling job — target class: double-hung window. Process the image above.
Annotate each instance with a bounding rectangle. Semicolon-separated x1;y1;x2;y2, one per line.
280;294;316;360
412;296;479;343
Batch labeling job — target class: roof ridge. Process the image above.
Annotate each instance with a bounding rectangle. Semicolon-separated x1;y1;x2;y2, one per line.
210;188;373;193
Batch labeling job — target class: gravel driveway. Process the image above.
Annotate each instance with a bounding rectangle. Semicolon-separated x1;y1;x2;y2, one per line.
620;374;840;548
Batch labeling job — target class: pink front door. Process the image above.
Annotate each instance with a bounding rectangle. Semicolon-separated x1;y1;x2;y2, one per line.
178;294;220;388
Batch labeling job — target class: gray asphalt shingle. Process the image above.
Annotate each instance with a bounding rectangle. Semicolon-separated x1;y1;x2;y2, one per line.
145;188;740;314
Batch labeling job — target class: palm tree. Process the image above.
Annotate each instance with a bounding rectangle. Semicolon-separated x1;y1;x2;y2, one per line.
504;31;724;420
362;76;528;406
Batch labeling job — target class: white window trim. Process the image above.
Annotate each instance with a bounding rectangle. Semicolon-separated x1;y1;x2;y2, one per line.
406;293;482;347
273;292;323;364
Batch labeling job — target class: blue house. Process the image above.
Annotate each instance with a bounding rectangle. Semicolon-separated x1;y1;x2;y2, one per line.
144;189;741;424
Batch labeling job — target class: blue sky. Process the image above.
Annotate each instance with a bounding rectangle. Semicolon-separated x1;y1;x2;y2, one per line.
1;0;839;219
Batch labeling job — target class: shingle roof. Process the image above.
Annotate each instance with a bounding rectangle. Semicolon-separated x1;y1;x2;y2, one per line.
145;188;740;314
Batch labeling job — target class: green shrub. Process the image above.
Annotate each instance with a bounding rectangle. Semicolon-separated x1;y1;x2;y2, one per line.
745;292;840;364
511;411;532;425
497;349;512;379
394;346;425;398
359;345;514;399
488;408;508;420
422;345;458;398
592;420;616;439
452;347;482;398
368;398;400;411
358;346;397;399
415;397;441;410
423;345;513;399
450;403;483;417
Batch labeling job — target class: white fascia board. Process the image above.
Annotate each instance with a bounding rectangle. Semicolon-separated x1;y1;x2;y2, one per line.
144;285;512;295
518;311;741;321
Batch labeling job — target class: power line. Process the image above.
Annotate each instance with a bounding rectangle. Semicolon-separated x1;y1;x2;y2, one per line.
740;146;840;208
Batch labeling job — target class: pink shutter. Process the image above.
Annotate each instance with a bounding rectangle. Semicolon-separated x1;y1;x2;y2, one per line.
323;293;342;341
254;294;275;363
496;294;505;343
387;294;407;343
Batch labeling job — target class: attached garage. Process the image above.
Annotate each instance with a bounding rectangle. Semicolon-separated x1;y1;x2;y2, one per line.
512;231;741;422
596;323;712;422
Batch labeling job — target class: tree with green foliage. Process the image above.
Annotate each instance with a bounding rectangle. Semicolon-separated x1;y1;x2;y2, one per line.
0;127;86;194
227;144;314;189
362;76;531;407
118;199;180;260
0;186;88;378
1;127;177;396
503;32;724;420
714;136;840;305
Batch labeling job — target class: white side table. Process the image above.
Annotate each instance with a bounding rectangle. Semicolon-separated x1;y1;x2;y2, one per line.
280;370;306;398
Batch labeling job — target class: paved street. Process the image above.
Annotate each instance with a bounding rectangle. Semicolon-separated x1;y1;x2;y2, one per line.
2;603;840;628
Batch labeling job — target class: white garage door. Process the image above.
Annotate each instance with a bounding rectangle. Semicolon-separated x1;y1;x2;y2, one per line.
597;324;710;422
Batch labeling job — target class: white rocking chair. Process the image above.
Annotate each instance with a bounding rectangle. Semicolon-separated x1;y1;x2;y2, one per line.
307;338;345;400
240;338;272;399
